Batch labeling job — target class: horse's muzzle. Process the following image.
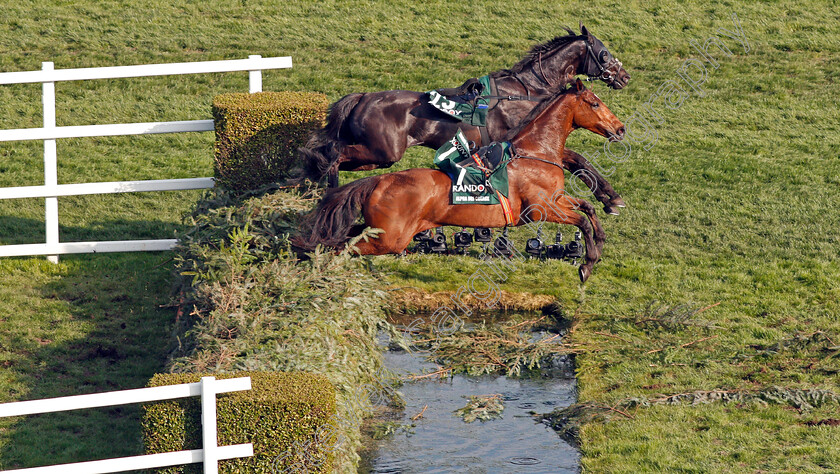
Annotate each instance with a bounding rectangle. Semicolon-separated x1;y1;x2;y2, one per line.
609;70;631;89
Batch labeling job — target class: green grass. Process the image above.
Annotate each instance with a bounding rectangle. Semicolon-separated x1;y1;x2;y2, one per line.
0;0;838;471
0;255;175;467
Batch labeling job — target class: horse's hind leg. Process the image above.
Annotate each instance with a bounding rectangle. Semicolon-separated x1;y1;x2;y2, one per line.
348;229;415;255
326;166;340;187
561;148;625;215
345;217;419;256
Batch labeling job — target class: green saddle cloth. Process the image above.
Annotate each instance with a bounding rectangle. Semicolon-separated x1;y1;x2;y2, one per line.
426;75;492;127
433;129;511;205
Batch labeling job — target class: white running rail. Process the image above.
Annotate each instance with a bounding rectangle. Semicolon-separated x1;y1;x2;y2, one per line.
0;55;292;262
0;376;253;473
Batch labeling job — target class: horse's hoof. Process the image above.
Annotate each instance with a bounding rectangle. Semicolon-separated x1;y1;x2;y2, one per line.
578;266;591;283
610;196;626;208
604;205;620;216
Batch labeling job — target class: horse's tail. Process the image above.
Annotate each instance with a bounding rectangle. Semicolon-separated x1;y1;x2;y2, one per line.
298;93;365;182
294;176;380;250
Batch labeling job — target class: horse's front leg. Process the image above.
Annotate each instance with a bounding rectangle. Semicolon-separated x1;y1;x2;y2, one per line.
337;144;396;171
561;148;626;215
338;118;412;172
540;194;603;283
325;146;389;187
327;144;392;187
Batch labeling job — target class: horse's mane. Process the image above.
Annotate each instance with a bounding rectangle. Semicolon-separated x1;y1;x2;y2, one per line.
503;85;578;141
493;27;586;77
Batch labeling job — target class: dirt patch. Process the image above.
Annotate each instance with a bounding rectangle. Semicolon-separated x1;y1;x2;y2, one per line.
805;419;840;427
390;288;557;313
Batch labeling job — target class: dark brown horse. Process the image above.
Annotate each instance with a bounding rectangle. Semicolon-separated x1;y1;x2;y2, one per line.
297;80;625;282
299;25;630;214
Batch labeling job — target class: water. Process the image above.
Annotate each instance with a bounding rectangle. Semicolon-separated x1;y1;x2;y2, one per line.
364;344;579;473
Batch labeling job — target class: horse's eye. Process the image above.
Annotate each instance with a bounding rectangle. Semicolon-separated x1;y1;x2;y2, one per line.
592;102;600;109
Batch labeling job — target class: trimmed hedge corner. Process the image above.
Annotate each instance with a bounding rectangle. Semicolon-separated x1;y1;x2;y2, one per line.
213;91;328;192
169;188;400;472
142;371;337;473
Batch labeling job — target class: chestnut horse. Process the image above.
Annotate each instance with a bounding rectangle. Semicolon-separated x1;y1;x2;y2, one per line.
297;80;625;282
299;25;630;214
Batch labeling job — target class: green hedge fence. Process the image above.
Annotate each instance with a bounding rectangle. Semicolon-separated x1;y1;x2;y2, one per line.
212;91;327;192
142;371;337;473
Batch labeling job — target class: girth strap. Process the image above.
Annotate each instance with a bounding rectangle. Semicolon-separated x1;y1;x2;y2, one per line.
472;141;514;225
497;191;515;226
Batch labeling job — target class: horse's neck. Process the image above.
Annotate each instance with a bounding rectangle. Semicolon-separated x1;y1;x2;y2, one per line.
498;41;586;94
510;99;574;161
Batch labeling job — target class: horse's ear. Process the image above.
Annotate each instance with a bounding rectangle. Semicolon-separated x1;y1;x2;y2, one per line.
580;22;591;38
574;78;584;91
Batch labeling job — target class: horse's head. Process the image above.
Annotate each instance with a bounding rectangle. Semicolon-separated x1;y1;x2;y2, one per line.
569;79;625;140
509;26;630;91
580;24;630;90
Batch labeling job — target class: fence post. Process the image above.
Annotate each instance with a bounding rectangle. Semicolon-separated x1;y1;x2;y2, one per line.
0;56;293;260
248;55;262;93
42;62;59;263
201;376;219;473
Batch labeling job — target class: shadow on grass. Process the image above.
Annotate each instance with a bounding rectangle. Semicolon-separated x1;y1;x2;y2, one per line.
0;215;189;245
0;252;177;470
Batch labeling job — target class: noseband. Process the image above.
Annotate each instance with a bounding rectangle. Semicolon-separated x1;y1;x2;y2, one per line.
538;39;624;89
584;40;623;86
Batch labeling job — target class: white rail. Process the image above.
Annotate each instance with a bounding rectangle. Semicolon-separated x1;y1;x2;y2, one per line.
0;55;292;262
0;178;216;200
0;56;292;85
0;376;253;473
0;120;214;142
0;240;179;258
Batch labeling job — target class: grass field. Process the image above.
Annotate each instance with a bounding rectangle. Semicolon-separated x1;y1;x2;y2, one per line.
0;0;838;471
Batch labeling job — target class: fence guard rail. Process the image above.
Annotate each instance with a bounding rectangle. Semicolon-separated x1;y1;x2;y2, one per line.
0;55;292;262
0;376;253;473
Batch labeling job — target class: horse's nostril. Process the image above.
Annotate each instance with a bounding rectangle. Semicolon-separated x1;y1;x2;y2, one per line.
617;126;626;137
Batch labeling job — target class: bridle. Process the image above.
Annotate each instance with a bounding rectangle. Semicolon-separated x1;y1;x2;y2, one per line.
583;39;623;87
536;38;624;89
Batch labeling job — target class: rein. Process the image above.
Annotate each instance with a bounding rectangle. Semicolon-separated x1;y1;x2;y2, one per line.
473;75;546;147
537;50;555;88
482;75;546;102
583;40;622;85
486;36;627;103
531;38;623;89
510;148;566;171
